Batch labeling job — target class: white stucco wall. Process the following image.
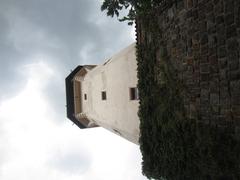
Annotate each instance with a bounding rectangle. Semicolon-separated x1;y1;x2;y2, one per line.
80;43;139;144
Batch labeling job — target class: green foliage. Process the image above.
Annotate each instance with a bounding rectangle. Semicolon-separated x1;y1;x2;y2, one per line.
101;0;130;17
100;0;159;25
136;24;240;180
101;0;136;25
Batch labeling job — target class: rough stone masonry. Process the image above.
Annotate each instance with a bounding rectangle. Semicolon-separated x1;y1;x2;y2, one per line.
137;0;240;136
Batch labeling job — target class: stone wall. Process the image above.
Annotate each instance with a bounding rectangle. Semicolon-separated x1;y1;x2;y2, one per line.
137;0;240;134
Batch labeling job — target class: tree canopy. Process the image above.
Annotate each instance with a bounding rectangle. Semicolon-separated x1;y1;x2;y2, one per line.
100;0;155;25
101;0;136;25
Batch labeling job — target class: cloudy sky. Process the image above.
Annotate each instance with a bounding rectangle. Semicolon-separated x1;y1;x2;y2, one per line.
0;0;147;179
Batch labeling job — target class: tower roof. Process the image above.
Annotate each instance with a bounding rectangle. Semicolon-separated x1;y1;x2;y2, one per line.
65;66;86;129
65;65;97;129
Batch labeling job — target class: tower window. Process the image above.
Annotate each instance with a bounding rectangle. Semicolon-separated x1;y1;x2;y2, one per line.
101;91;107;100
129;87;139;100
84;94;87;100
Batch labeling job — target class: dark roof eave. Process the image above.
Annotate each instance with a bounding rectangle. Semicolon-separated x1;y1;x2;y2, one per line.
65;66;86;129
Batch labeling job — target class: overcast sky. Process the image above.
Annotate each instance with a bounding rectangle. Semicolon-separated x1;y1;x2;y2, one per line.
0;0;147;179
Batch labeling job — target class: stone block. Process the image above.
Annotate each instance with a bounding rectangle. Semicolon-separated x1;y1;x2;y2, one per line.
209;55;218;65
192;32;200;42
200;45;208;55
228;70;240;80
219;80;229;87
192;0;198;7
210;65;219;74
200;55;208;63
235;116;240;126
224;110;234;122
186;57;194;65
200;105;210;117
208;47;217;57
218;46;227;58
208;35;217;48
201;88;209;100
220;107;231;116
232;105;240;116
219;69;228;80
176;0;185;11
235;126;240;140
198;0;207;11
211;105;220;114
187;65;194;73
226;38;239;51
200;63;210;73
228;60;239;71
226;24;237;38
200;33;208;45
192;43;200;51
200;73;209;82
189;103;197;119
231;93;240;105
225;13;235;26
191;87;201;97
219;58;227;69
209;73;219;80
193;60;200;70
206;3;214;12
167;8;174;19
210;79;219;93
227;51;239;62
230;81;240;105
230;80;240;93
225;0;235;13
237;7;240;26
220;94;231;106
216;15;224;24
187;0;193;8
217;36;226;46
214;1;224;14
193;51;200;59
192;8;198;19
210;93;220;105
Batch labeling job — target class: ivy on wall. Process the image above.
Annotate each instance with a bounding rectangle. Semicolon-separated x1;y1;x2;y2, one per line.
137;10;240;180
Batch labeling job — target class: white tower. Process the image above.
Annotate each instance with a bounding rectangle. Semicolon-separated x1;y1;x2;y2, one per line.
65;43;139;144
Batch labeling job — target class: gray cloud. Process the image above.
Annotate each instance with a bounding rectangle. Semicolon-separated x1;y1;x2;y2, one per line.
3;0;133;66
0;0;134;121
0;10;27;99
50;150;91;174
0;127;7;172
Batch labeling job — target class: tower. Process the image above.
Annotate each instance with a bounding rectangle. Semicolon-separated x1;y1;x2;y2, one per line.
65;43;140;144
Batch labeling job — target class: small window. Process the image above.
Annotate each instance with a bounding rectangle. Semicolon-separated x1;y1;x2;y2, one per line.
101;91;107;100
129;87;139;100
84;94;87;100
